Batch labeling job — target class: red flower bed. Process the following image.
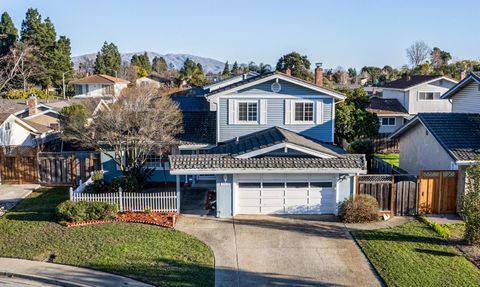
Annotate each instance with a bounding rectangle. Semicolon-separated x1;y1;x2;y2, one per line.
60;212;177;229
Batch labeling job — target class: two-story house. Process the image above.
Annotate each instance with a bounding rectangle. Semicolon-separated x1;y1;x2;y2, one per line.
70;74;129;99
372;75;458;135
100;68;367;217
165;68;366;217
390;72;480;211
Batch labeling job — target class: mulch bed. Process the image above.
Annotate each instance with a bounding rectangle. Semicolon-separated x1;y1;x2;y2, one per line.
60;212;177;229
448;231;480;269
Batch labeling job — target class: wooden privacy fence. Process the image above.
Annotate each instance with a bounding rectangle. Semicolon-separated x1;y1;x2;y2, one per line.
355;175;395;213
0;147;38;184
370;157;408;175
38;151;101;186
419;170;457;214
70;188;178;213
373;136;399;153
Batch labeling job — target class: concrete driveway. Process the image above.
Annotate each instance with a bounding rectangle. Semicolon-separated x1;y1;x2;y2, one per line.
176;214;381;287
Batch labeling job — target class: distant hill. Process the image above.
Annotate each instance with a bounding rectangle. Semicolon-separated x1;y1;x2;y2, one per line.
72;51;226;74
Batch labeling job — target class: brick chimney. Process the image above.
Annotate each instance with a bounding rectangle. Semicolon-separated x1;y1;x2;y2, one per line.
459;70;467;81
27;94;37;116
315;63;323;87
285;67;292;76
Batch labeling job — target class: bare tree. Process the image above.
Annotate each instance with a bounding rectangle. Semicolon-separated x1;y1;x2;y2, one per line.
406;41;431;67
60;84;183;171
0;42;40;92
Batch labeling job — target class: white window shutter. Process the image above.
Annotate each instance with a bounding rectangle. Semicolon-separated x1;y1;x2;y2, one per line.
259;99;267;125
315;100;323;124
285;99;291;124
228;99;236;124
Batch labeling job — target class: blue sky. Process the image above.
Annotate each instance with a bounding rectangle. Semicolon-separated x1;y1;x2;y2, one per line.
1;0;479;69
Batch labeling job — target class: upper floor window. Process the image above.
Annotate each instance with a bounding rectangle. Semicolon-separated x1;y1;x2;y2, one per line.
294;101;314;122
418;91;441;101
238;101;258;122
380;117;396;126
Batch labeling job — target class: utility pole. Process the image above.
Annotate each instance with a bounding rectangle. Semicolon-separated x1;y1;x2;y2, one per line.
62;72;66;99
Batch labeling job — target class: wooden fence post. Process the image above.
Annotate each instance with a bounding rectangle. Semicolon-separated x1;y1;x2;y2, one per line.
118;187;124;212
391;175;396;216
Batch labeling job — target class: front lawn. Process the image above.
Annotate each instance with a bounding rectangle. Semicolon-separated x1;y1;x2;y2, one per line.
352;220;480;287
375;153;400;167
0;187;214;287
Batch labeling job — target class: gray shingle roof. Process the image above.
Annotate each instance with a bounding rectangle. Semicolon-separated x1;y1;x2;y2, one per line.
392;113;480;161
367;97;408;115
176;111;216;145
382;75;445;89
209;126;346;157
169;154;366;172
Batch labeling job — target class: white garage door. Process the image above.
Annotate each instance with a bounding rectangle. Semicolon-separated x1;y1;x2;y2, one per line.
236;174;337;215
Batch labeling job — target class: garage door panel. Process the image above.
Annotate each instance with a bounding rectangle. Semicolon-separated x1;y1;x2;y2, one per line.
261;189;284;198
262;198;284;206
285;189;308;198
239;189;261;198
236;174;336;215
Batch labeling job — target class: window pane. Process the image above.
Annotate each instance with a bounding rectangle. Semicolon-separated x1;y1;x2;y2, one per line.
304;103;313;121
381;118;388;125
295;103;303;121
389;118;395;125
263;182;285;188
239;182;261;188
247;102;257;121
238;102;247;121
286;182;309;188
310;182;333;188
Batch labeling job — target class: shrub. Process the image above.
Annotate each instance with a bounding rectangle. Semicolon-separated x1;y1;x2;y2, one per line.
349;139;375;170
111;176;141;193
418;216;451;238
340;195;379;223
5;88;53;99
91;170;104;182
56;200;118;222
463;161;480;244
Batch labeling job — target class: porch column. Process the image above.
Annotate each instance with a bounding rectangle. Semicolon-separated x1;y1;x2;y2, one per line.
176;175;181;213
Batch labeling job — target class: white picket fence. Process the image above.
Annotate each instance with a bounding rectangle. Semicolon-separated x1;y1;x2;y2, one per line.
69;188;179;213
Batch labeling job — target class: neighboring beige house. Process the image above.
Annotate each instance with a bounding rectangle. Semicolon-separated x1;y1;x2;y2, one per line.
135;74;174;88
381;75;458;116
390;73;480;210
70;74;129;99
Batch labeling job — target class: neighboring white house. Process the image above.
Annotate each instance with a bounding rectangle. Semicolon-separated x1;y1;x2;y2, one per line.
367;97;409;135
135;74;174;88
381;75;458;116
70;74;129;99
390;73;480;211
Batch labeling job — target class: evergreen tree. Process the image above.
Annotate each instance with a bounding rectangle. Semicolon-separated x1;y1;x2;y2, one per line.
276;52;313;81
131;52;151;72
94;41;121;76
152;56;168;74
231;61;239;75
50;36;74;87
20;8;72;89
177;58;206;86
0;12;18;56
222;61;230;76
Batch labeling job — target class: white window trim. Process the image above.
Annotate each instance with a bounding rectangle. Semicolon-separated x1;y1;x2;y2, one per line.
380;117;396;126
236;100;259;125
417;91;442;101
291;100;315;125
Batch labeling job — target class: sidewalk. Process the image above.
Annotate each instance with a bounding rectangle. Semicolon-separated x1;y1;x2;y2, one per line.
0;258;153;287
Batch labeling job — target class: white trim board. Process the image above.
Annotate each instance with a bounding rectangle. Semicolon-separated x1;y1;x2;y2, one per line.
170;168;366;175
234;142;337;159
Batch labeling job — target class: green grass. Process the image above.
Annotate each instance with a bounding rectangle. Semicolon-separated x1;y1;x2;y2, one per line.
375;153;400;167
0;188;214;287
352;220;480;287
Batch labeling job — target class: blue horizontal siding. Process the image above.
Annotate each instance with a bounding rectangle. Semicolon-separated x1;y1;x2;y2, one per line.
218;79;334;142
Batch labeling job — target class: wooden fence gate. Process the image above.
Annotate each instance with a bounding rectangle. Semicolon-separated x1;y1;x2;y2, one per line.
355;174;419;216
418;170;457;214
38;152;101;186
0;147;38;184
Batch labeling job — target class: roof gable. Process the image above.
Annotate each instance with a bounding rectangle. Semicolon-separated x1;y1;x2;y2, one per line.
367;97;408;115
382;75;457;91
390;113;480;162
206;72;346;100
441;73;480;99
